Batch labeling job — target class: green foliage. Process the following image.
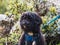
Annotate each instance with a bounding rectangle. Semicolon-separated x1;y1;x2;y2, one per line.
0;0;7;14
5;0;34;21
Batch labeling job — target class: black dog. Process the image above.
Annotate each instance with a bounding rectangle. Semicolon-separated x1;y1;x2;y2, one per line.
18;12;45;45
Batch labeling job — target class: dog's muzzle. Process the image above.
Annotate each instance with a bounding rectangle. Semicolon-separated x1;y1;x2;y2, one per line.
20;20;31;29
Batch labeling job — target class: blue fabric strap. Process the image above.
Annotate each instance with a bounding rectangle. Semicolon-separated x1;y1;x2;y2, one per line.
25;33;33;42
25;33;39;42
47;15;60;25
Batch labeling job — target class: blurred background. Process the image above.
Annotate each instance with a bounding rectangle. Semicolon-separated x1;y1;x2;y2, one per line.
0;0;60;45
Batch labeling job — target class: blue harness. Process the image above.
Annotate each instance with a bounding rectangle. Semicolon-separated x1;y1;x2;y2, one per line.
25;33;39;42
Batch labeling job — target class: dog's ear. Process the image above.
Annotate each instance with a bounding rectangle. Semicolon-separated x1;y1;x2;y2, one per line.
34;13;42;26
35;17;42;26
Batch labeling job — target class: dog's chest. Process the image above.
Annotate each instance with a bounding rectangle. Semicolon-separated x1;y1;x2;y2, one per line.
25;33;40;45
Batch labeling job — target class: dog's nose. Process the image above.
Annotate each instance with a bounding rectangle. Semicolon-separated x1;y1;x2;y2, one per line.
20;20;26;25
20;22;26;29
22;21;26;25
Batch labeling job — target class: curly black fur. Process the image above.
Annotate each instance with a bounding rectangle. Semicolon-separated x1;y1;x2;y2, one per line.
18;12;45;45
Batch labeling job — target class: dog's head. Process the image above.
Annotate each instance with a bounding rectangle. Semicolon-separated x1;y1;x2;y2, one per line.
20;12;42;33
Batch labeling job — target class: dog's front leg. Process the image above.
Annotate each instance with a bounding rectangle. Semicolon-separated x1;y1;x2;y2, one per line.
32;41;36;45
25;41;32;45
18;32;25;45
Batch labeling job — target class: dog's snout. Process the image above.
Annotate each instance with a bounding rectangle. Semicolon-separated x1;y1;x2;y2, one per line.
22;20;30;25
22;21;26;25
20;20;26;25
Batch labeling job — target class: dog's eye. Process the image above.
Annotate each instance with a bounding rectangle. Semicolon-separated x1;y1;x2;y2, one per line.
21;16;26;19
